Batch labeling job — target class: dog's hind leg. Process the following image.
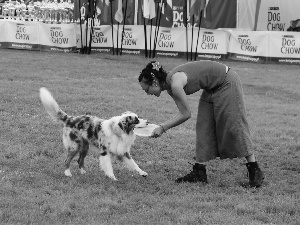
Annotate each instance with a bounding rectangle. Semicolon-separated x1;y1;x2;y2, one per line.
63;129;80;177
99;150;117;180
77;139;89;175
123;152;148;177
64;146;79;177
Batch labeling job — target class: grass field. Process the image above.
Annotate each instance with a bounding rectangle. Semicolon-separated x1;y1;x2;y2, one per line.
0;49;300;225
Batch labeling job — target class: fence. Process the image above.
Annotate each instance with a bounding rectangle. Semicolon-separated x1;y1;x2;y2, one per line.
1;20;300;64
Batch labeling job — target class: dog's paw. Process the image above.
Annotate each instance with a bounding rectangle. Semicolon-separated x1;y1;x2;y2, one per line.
79;168;86;175
140;171;148;177
64;169;72;177
110;177;118;181
107;175;117;181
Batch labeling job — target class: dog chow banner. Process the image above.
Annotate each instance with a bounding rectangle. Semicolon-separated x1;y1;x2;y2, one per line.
228;31;269;63
192;28;229;60
76;24;113;53
5;21;39;51
92;25;113;53
268;31;300;64
255;0;300;31
115;25;145;56
0;21;7;48
39;23;77;52
153;27;187;58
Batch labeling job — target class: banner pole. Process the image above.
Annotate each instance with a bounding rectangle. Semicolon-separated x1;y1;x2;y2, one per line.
143;12;148;58
88;0;95;54
190;15;194;60
194;10;203;61
85;11;88;54
120;0;128;55
117;22;119;55
185;0;188;61
149;18;152;58
152;1;163;58
151;2;159;58
110;0;115;55
79;0;84;54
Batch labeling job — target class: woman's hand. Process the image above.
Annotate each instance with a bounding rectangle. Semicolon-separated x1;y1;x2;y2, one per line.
150;125;165;138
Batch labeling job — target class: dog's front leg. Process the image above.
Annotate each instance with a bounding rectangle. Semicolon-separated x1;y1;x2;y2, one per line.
99;152;117;180
123;152;148;177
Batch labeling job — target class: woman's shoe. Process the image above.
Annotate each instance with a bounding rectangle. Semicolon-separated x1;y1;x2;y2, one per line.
246;162;264;188
175;163;208;183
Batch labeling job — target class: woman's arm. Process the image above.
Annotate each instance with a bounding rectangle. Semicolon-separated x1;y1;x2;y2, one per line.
150;72;190;138
162;72;191;131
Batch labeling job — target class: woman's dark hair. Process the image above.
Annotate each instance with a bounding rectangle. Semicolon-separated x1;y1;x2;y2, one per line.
138;61;167;85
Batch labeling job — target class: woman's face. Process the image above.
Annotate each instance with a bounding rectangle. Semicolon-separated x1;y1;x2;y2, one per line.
139;78;161;97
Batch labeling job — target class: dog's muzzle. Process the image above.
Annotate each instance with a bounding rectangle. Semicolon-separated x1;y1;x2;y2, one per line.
135;119;148;128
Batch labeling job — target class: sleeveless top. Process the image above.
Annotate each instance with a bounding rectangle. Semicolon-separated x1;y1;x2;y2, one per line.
166;61;228;95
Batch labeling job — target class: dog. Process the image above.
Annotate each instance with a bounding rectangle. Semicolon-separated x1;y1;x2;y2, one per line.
39;87;148;180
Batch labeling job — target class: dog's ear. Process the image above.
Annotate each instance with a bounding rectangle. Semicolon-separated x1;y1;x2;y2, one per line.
118;121;124;130
127;116;140;132
118;117;130;134
118;114;140;134
121;116;137;134
127;115;140;125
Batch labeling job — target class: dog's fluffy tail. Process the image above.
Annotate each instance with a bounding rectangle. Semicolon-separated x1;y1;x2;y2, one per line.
40;87;68;122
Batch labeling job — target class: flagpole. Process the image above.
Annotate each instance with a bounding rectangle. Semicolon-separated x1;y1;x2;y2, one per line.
185;0;188;61
79;0;84;54
120;0;128;56
88;0;96;54
149;17;152;58
190;15;194;60
194;10;203;61
152;1;163;58
110;0;115;55
87;0;91;54
117;22;119;55
85;4;88;54
143;12;148;58
151;1;159;58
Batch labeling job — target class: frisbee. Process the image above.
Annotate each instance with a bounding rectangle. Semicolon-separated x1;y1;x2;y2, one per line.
134;124;159;137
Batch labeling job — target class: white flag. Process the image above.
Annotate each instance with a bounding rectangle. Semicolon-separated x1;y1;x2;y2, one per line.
143;0;156;19
115;0;123;23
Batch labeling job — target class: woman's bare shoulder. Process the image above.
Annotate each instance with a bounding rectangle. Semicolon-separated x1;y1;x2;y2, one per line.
170;71;187;87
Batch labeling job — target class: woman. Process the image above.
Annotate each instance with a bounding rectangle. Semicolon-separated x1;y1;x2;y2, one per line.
138;60;264;188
